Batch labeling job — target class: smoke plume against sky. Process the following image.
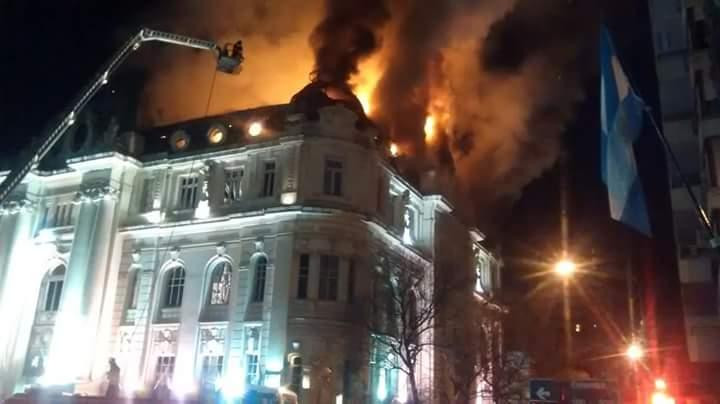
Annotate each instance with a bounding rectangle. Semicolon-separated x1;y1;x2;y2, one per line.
135;0;598;225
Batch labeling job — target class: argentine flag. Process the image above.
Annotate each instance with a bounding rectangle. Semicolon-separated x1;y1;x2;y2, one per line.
600;28;651;236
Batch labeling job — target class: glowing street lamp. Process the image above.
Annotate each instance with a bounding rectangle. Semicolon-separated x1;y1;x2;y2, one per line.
625;342;644;362
554;259;576;278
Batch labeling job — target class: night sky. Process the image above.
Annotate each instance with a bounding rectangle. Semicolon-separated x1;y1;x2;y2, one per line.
0;0;687;380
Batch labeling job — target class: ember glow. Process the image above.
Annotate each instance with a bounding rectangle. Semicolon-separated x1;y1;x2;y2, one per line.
389;142;399;157
423;115;436;144
351;57;383;116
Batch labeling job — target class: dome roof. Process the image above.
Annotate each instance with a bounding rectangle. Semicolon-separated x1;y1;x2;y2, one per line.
290;81;365;118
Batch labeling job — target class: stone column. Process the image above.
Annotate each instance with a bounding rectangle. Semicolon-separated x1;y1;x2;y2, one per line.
0;199;39;398
44;182;118;384
266;234;293;382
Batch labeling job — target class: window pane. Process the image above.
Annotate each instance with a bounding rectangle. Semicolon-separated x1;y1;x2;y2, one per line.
319;255;339;301
323;160;343;196
45;282;56;311
262;162;275;197
253;258;267;302
210;262;231;305
298;254;309;299
166;266;185;307
180;176;199;209
224;168;244;203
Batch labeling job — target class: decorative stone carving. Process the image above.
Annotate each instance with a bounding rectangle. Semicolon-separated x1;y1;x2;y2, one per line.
216;242;227;256
74;180;118;204
254;237;265;253
153;328;178;355
0;198;36;216
199;327;226;355
131;249;141;264
169;246;181;261
119;330;132;353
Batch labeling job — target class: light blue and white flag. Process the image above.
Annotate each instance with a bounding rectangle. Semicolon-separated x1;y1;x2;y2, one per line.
600;28;651;236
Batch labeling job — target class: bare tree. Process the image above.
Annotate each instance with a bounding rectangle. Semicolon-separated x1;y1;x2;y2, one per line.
440;299;530;404
479;349;530;404
368;261;446;404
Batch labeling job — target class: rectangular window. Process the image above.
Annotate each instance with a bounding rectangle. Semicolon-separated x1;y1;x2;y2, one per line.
319;255;339;301
348;259;355;303
179;176;200;209
246;353;259;385
141;177;155;212
49;203;74;227
297;254;309;299
323;160;343;196
201;355;224;381
155;356;176;380
224;168;244;203
244;326;261;385
45;280;63;312
261;162;276;197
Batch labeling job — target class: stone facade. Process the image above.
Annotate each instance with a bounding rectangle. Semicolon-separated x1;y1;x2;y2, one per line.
0;91;500;403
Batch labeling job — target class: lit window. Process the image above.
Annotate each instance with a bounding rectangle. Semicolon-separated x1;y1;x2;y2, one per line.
179;176;200;209
164;265;185;308
201;355;224;383
155;356;176;381
208;127;226;145
252;257;267;302
319;255;339;301
209;262;232;305
297;254;309;299
261;162;276;197
44;265;66;312
175;137;188;150
244;326;261;385
198;327;226;388
224;168;244;203
323;160;343;196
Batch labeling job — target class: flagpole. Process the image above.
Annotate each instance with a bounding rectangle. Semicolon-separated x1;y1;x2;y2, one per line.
643;106;719;247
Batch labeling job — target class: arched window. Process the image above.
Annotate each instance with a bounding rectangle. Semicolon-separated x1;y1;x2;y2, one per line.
252;257;267;302
44;265;66;312
164;265;185;308
208;261;232;305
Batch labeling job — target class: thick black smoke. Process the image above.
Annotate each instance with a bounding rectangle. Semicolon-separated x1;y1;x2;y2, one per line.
309;0;599;227
310;0;390;84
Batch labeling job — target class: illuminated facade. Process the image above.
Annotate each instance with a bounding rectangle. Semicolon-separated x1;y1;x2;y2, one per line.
0;84;501;402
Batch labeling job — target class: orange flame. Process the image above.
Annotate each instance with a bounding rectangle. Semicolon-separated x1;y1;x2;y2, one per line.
389;142;400;157
424;115;436;143
351;55;383;116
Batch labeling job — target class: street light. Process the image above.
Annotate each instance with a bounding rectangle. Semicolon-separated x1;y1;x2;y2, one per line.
554;258;576;278
625;342;644;362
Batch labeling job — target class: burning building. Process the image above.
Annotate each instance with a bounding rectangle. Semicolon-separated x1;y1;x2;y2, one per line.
0;82;502;403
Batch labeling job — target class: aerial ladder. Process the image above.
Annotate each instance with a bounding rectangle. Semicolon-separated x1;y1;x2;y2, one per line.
0;28;244;205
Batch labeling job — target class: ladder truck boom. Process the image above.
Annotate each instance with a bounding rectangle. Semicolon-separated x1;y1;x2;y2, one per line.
0;28;244;205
